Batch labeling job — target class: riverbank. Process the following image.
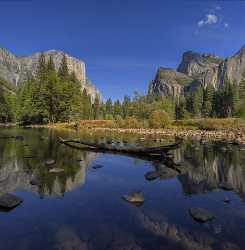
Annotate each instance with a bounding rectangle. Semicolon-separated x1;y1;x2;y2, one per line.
2;118;245;145
90;127;245;145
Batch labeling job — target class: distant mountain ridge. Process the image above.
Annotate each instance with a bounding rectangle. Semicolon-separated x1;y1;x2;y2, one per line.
0;48;101;100
148;44;245;97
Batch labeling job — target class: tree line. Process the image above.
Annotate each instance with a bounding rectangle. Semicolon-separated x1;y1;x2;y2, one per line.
0;54;245;125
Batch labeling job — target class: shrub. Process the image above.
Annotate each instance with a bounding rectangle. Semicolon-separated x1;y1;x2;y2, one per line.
148;110;170;128
123;116;142;128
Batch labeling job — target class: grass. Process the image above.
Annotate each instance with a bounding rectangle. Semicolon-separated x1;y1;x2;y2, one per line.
173;118;245;130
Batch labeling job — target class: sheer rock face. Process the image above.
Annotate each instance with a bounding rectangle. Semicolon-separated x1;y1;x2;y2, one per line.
149;44;245;97
148;67;193;97
0;48;101;100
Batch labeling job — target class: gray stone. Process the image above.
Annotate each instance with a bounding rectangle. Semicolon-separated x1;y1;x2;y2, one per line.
45;159;55;166
189;207;215;223
224;197;231;203
122;192;144;205
49;168;64;173
219;183;233;191
30;177;41;186
144;171;159;181
0;193;23;209
92;164;103;169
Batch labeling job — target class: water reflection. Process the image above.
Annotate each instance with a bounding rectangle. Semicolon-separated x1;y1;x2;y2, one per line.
0;128;98;198
0;129;245;249
174;141;245;198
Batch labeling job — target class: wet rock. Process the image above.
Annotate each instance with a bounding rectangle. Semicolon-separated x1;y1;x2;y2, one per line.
30;177;41;186
224;197;230;203
159;167;179;179
189;207;215;223
122;191;144;205
92;164;103;169
15;135;24;141
220;242;240;250
49;168;64;173
219;183;233;191
45;159;55;166
0;193;23;209
144;171;159;181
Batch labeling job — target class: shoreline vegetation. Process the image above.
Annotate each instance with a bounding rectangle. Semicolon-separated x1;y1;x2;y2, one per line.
2;118;245;145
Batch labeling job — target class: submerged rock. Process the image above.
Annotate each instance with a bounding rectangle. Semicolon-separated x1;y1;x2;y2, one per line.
224;197;231;203
0;193;23;209
30;177;41;186
15;135;24;141
189;207;215;223
144;171;159;181
92;164;104;169
49;168;64;173
45;159;55;166
159;167;179;179
122;191;144;205
219;183;233;191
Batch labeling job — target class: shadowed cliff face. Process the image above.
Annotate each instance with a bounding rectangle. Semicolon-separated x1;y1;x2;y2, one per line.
149;44;245;97
0;48;101;100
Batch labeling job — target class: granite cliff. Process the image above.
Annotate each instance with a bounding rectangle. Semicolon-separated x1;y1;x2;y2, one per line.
0;48;101;100
148;44;245;97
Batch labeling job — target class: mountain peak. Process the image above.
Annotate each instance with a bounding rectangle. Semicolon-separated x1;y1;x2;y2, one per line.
0;48;100;100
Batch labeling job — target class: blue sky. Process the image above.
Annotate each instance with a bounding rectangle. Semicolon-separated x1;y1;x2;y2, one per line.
0;0;245;100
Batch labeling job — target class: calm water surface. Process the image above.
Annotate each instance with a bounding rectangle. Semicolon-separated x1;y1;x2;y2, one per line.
0;128;245;250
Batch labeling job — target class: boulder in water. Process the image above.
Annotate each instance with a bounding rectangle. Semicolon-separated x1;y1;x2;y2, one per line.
30;177;41;186
122;191;144;205
219;183;233;191
144;171;159;181
92;164;104;169
0;193;23;209
49;168;64;173
45;159;55;166
189;207;215;223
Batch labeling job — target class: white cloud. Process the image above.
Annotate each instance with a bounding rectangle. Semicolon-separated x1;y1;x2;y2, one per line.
198;14;218;27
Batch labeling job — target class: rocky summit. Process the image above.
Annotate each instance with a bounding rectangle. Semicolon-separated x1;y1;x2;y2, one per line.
0;48;101;100
148;44;245;97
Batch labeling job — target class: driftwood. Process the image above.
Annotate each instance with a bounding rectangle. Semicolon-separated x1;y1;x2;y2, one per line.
58;137;182;155
58;137;182;173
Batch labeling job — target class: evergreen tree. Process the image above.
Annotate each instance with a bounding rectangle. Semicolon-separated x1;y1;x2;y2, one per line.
202;85;214;117
93;94;100;119
113;100;122;117
58;55;69;80
105;98;113;116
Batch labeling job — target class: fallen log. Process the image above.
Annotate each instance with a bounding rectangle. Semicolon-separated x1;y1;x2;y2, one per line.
58;137;182;155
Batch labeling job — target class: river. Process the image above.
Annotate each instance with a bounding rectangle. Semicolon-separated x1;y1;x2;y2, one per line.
0;127;244;250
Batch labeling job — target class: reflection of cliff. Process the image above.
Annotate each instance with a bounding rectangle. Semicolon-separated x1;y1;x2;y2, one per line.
0;152;97;197
175;144;245;198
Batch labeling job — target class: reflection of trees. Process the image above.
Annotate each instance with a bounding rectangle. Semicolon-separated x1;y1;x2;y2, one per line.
0;129;97;197
175;141;245;198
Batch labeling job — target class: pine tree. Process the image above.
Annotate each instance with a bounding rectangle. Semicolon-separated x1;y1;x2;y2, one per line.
202;85;214;117
105;98;113;116
58;55;69;80
113;100;122;117
93;94;100;119
122;95;131;118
